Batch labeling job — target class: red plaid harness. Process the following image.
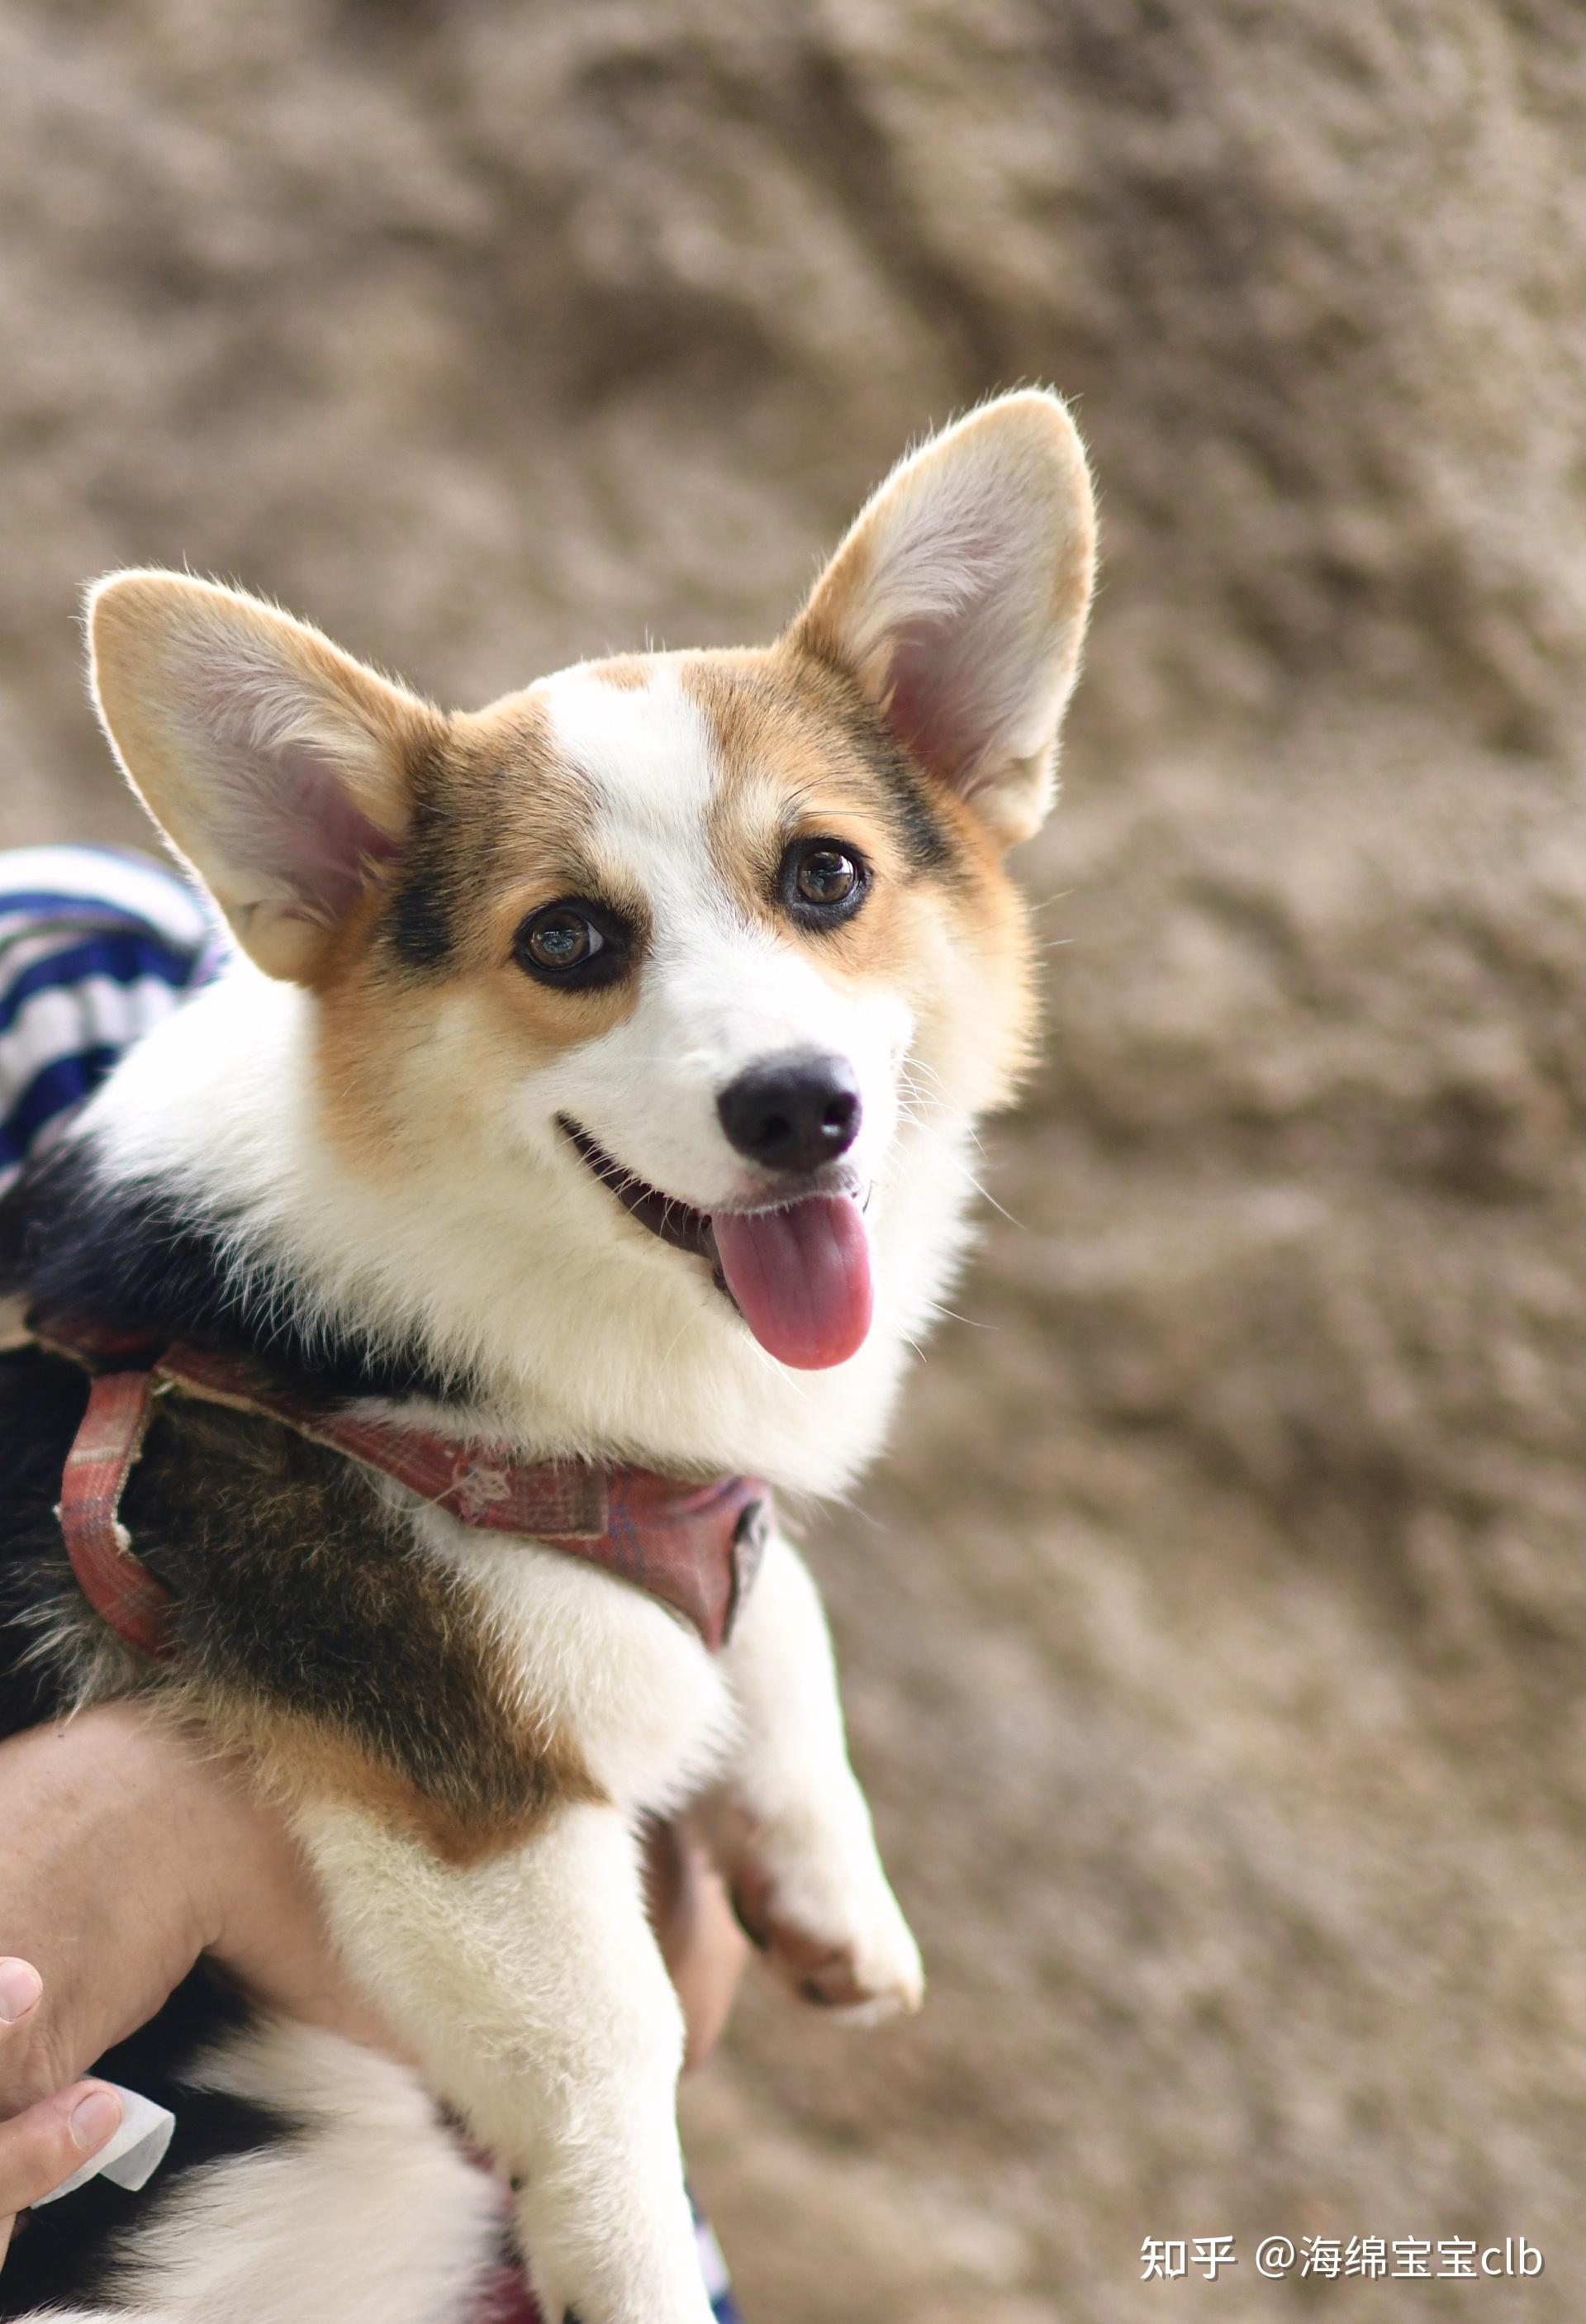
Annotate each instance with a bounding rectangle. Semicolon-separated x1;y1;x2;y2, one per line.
31;1312;772;1663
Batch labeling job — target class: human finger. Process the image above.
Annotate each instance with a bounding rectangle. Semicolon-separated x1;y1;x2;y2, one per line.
645;1826;748;2074
0;2078;123;2269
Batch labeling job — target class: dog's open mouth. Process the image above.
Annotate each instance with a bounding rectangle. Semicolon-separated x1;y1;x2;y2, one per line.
558;1118;873;1371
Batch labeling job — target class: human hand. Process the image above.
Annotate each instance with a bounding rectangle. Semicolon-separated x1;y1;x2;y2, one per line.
0;1960;123;2267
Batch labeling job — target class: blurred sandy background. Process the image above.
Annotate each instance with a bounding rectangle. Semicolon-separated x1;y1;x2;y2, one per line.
2;4;1585;2317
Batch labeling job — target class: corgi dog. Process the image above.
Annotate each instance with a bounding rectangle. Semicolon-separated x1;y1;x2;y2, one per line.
0;389;1095;2324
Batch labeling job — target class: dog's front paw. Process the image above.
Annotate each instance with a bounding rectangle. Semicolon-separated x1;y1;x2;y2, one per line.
730;1823;924;2019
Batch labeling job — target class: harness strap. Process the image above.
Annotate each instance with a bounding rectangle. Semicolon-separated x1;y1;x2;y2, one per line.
38;1317;769;1661
56;1367;175;1662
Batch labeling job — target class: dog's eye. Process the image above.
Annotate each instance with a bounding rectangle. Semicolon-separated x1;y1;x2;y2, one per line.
527;910;598;970
781;839;869;926
513;901;627;988
798;848;859;905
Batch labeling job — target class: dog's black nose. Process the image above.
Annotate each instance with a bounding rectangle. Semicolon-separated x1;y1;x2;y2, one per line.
717;1053;862;1173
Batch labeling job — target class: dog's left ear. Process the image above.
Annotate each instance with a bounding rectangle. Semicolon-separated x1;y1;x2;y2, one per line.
88;571;443;983
792;390;1097;847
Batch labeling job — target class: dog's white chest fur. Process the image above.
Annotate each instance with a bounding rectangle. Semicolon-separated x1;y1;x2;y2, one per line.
415;1508;737;1814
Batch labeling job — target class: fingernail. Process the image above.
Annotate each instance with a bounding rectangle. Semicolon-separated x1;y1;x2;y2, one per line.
0;1959;41;2023
69;2088;122;2151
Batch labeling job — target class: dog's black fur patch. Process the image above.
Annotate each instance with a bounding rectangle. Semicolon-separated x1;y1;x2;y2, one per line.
124;1390;594;1836
384;790;461;972
0;1140;457;1403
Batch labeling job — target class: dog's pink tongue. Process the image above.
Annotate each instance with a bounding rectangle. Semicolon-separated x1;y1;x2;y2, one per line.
711;1194;873;1369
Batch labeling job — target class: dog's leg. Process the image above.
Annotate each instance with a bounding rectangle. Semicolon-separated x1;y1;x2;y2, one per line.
700;1530;923;2016
298;1799;714;2324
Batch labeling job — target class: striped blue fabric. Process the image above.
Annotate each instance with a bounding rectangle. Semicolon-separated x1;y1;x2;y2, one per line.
0;845;221;1190
0;844;747;2320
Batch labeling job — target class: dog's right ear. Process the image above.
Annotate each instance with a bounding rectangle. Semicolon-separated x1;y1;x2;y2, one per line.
791;390;1096;848
87;571;443;984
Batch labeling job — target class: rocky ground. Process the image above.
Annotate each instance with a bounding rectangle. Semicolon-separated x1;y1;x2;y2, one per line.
2;4;1584;2317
